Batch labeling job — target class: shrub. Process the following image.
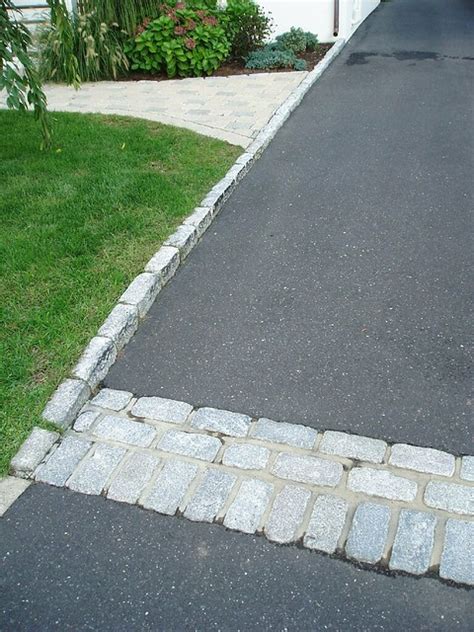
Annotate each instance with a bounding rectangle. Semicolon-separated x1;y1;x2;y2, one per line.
222;0;272;60
245;47;307;71
126;3;230;77
40;6;129;83
304;31;319;52
275;27;306;54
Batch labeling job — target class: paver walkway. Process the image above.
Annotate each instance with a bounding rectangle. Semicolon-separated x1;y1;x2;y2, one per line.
0;73;307;147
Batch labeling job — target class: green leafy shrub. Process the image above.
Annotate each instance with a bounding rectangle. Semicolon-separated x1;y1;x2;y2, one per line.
304;31;319;52
275;27;306;54
125;3;230;77
245;47;307;71
40;6;129;83
222;0;272;60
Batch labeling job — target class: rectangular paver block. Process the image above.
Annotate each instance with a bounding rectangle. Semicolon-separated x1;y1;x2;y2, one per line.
35;436;92;487
303;494;349;554
460;456;474;482
93;415;156;447
439;519;474;585
91;388;133;412
389;510;437;575
251;418;317;449
184;469;237;522
348;467;417;502
319;431;386;464
74;410;100;433
191;407;252;438
144;246;180;284
10;427;59;479
224;478;274;534
142;459;199;515
67;443;126;495
222;443;270;470
345;503;391;564
272;453;343;487
42;378;91;428
389;444;455;477
71;336;117;390
131;396;193;425
158;430;221;462
424;481;474;516
107;451;161;504
119;272;161;318
183;206;213;237
0;477;31;517
265;485;310;543
97;303;139;352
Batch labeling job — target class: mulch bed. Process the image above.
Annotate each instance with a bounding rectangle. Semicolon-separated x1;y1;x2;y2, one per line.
120;43;333;82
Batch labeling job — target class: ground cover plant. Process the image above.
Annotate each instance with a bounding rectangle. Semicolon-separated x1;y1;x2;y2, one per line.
245;28;319;71
0;110;240;474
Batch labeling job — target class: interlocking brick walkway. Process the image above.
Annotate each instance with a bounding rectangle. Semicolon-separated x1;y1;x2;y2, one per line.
0;73;307;147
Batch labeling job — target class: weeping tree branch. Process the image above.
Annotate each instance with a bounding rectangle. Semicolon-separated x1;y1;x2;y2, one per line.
0;0;78;148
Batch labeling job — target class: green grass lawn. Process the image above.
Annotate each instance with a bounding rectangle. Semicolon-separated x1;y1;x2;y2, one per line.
0;110;240;475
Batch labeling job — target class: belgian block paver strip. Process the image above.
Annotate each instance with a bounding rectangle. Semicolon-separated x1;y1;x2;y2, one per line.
5;388;467;585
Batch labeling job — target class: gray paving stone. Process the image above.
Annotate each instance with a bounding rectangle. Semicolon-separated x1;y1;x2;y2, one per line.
424;481;474;516
303;494;349;554
191;407;252;438
144;246;180;284
389;510;437;575
345;503;391;564
91;388;133;412
10;428;59;479
107;451;161;504
71;336;117;390
183;206;213;237
67;443;126;495
131;396;192;425
319;431;386;464
184;469;237;522
223;478;274;534
97;303;139;352
93;415;156;447
119;272;161;318
0;477;31;517
158;430;221;462
272;453;343;487
265;485;311;544
348;467;418;502
222;443;270;470
460;456;474;482
74;410;100;433
389;444;455;477
251;418;317;449
42;378;91;428
142;459;199;515
439;519;474;585
35;436;92;487
164;224;198;259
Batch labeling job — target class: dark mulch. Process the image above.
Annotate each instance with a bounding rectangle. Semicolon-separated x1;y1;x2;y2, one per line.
120;43;333;82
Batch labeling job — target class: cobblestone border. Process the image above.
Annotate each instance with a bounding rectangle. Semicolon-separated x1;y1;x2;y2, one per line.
38;38;347;429
15;389;474;587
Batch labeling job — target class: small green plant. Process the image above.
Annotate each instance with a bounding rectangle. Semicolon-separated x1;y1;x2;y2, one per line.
222;0;272;60
275;27;307;54
126;3;230;78
304;31;319;52
245;47;306;71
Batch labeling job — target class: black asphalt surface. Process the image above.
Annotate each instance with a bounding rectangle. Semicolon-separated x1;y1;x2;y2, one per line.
1;484;472;631
107;0;474;454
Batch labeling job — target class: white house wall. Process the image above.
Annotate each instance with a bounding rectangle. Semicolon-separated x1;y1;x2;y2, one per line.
259;0;380;42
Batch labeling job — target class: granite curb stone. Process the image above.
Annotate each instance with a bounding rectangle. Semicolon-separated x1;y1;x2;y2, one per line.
10;428;60;479
97;304;139;352
71;336;117;390
42;378;91;428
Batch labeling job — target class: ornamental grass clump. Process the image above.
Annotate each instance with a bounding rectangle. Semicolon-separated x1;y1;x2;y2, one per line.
126;2;230;77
